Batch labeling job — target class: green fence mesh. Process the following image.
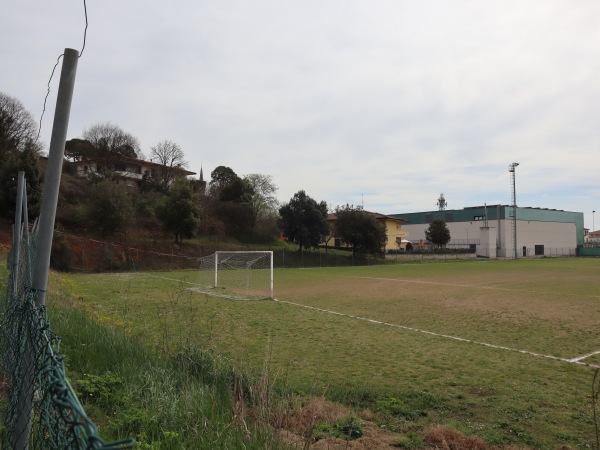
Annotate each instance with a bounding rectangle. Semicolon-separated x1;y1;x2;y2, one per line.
1;230;135;449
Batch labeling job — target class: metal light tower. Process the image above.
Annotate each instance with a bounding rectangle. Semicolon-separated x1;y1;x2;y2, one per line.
593;210;596;232
509;163;519;259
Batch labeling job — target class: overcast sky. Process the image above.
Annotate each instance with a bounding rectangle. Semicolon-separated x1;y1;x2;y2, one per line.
2;1;599;229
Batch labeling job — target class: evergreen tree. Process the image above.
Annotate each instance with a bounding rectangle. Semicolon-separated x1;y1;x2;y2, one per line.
425;218;451;248
156;179;201;243
333;205;387;256
87;178;133;235
279;190;328;251
0;142;42;220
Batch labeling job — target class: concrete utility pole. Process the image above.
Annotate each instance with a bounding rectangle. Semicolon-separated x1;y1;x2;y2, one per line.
15;48;79;450
32;48;79;307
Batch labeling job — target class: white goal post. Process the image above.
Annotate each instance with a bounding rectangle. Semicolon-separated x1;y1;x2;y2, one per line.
195;251;274;300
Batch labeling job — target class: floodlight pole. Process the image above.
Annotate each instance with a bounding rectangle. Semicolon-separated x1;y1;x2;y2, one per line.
593;210;596;232
509;163;519;259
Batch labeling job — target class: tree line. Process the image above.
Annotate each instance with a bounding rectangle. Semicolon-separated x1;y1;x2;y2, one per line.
1;90;450;253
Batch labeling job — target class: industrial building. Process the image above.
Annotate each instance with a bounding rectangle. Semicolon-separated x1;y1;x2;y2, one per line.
392;205;584;258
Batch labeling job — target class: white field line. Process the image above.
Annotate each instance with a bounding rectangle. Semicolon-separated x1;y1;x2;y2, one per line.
186;287;270;301
144;274;198;285
568;350;600;363
273;298;600;369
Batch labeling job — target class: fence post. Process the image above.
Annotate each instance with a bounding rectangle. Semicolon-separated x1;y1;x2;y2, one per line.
11;172;25;297
22;179;29;247
15;48;78;450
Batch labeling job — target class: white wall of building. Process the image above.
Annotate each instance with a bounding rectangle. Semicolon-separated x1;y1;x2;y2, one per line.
403;219;577;257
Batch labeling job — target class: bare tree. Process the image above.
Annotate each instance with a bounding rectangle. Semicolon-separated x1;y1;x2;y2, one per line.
0;91;41;156
150;140;188;189
82;122;142;160
0;92;43;219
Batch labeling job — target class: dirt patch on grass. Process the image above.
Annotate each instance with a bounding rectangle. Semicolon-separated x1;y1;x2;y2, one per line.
423;425;530;450
263;396;545;450
280;421;402;449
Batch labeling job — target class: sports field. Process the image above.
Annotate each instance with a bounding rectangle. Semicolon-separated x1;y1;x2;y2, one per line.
55;257;600;447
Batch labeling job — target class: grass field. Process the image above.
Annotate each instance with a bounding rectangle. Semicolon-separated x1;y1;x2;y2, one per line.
51;257;600;448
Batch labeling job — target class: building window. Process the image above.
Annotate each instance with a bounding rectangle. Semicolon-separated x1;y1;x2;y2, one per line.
473;215;485;221
535;245;544;256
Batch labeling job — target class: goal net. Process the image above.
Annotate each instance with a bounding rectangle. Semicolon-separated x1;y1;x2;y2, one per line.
193;251;274;300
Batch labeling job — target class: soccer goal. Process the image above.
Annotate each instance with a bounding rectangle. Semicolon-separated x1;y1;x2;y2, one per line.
194;251;274;300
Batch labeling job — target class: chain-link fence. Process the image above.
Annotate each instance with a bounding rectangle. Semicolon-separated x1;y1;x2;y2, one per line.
1;187;134;449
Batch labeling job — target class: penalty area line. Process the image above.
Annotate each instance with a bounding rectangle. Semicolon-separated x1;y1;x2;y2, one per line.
273;299;600;369
144;274;198;285
568;350;600;363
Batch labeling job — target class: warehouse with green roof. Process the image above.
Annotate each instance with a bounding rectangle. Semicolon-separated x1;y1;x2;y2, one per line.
392;205;584;258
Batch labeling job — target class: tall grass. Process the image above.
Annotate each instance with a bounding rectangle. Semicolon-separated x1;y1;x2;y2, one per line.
48;303;287;449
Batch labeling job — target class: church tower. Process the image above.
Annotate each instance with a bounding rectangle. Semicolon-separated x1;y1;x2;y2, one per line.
198;165;206;194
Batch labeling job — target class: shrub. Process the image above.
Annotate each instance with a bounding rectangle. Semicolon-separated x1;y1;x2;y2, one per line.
74;371;125;410
50;232;73;271
315;415;363;440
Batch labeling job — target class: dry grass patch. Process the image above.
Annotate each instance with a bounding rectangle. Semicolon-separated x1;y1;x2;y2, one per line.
423;425;530;450
266;396;407;449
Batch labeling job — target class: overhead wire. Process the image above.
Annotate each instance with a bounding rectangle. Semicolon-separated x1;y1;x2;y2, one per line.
35;0;88;144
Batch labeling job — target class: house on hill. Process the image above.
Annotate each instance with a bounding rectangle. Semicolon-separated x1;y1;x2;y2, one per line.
70;156;196;187
326;211;409;253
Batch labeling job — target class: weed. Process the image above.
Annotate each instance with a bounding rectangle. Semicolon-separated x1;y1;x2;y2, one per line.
375;391;446;421
333;415;363;439
74;372;125;410
315;415;363;440
391;431;423;448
